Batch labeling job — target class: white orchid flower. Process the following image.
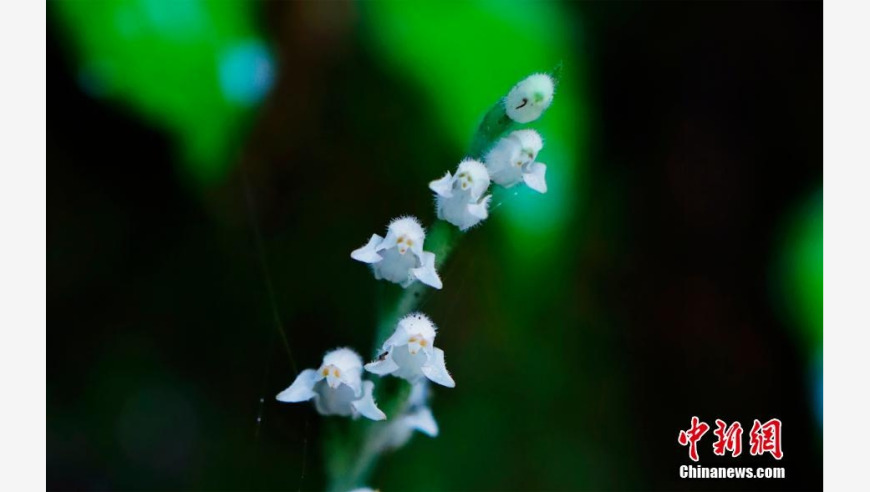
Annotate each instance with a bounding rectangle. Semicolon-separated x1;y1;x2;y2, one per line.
484;129;547;193
351;217;442;289
429;159;492;231
365;313;455;388
504;73;555;123
276;348;386;421
382;383;439;450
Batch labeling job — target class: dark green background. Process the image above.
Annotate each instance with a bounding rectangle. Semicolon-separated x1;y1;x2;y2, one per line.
48;1;822;490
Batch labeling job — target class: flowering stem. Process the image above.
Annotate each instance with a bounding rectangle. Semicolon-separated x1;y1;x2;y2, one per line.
372;221;458;358
373;64;562;357
325;381;413;492
327;65;562;491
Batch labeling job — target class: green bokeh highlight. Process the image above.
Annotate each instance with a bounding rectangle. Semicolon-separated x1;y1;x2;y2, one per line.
51;0;269;185
776;190;823;351
361;0;588;249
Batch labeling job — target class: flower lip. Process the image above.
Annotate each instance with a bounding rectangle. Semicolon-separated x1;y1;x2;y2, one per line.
395;235;415;255
406;334;430;354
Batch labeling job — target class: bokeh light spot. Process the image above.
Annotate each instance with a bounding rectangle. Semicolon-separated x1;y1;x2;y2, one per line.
218;40;275;107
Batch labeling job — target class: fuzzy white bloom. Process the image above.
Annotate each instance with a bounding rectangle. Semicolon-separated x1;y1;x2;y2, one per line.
276;348;386;421
382;383;439;450
484;129;547;193
504;73;554;123
350;217;442;289
429;159;492;231
365;313;455;387
348;489;377;492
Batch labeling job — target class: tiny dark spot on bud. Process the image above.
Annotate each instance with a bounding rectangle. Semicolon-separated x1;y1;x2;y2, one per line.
516;97;529;110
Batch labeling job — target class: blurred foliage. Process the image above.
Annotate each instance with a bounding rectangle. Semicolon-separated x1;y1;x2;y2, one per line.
47;1;822;490
51;0;274;185
773;190;823;430
774;190;823;351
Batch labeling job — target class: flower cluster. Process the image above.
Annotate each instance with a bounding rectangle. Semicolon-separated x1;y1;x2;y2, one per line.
346;73;555;284
276;314;451;424
427;73;554;231
276;71;557;490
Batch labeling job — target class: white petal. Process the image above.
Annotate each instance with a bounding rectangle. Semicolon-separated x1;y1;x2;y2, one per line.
351;234;384;263
319;348;364;395
373;247;417;286
404;407;439;437
511;129;544;161
382;323;410;349
485;138;520;175
410;239;424;260
389;347;428;384
456;159;490;201
323;348;363;370
313;383;357;416
276;369;319;402
398;313;436;341
351;380;387;421
407;340;424;355
504;73;555;123
388;216;425;244
466;195;491;220
523;162;548;193
365;353;399;375
407;380;430;407
410;251;442;289
429;172;454;198
399;275;416;288
437;193;476;230
378;229;397;252
421;347;455;388
485;137;524;188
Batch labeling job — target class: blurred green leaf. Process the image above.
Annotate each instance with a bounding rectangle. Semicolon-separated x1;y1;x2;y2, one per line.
51;0;274;185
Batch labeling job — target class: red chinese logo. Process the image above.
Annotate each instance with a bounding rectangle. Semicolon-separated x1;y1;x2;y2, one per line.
749;418;783;460
679;417;781;461
678;416;710;462
712;419;743;457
